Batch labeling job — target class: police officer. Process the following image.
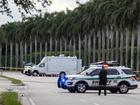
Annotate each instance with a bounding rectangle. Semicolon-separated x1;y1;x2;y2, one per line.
98;64;108;96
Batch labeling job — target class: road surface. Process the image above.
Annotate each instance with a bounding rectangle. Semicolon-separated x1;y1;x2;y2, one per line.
3;72;140;105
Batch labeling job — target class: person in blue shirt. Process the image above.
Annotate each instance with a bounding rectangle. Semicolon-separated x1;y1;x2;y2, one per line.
57;71;67;89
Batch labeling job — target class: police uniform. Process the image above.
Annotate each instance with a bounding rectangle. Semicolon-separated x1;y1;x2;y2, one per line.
98;66;107;96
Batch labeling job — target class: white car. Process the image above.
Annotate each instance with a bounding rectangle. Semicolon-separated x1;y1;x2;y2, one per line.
60;65;138;94
23;62;34;75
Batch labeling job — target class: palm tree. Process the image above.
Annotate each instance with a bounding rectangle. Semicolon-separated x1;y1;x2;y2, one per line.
0;0;140;71
23;17;36;64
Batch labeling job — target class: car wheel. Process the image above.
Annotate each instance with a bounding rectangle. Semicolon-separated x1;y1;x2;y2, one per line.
119;83;129;94
27;71;31;76
68;88;76;93
25;71;28;75
76;82;87;93
110;89;118;93
32;71;39;76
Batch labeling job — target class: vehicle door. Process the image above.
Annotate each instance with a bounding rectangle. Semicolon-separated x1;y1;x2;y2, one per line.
106;69;120;86
89;69;101;87
38;63;46;73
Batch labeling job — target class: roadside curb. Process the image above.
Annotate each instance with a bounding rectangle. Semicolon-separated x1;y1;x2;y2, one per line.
0;76;35;105
6;85;36;105
20;94;36;105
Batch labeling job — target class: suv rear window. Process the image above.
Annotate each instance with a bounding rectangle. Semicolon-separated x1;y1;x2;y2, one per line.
107;69;119;75
122;69;134;75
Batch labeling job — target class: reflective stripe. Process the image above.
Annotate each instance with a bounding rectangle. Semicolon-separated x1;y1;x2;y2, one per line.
76;77;131;80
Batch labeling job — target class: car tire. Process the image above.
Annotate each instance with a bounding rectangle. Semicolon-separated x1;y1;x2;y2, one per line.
76;82;87;93
25;71;28;75
68;88;76;93
32;71;39;76
118;83;129;94
27;71;31;76
110;89;118;93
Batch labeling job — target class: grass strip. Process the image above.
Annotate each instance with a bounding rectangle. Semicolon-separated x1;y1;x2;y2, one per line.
0;75;22;85
0;92;21;105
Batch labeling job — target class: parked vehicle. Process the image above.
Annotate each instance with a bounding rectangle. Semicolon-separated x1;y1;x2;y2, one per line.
23;62;34;75
24;55;82;76
58;61;138;94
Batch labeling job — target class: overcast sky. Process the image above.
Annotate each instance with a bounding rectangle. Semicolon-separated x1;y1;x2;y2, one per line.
0;0;88;25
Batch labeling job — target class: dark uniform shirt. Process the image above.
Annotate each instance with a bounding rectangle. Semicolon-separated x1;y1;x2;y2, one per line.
99;69;107;85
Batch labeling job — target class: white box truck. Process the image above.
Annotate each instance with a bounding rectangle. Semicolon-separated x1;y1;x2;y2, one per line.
26;55;82;76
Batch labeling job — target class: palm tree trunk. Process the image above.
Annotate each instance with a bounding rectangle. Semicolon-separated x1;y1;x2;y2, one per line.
50;35;52;55
64;38;67;56
24;42;27;64
137;26;140;71
110;30;114;60
115;31;119;61
125;29;129;67
30;41;32;63
45;41;47;56
15;43;19;68
73;38;76;56
93;33;96;62
39;42;42;61
84;35;87;65
60;38;62;54
106;29;110;61
5;42;8;67
88;34;91;65
10;41;13;69
97;31;101;61
35;38;37;64
120;32;124;66
102;29;106;60
131;31;135;69
0;45;2;67
55;39;57;55
69;39;72;56
20;41;24;67
78;34;81;59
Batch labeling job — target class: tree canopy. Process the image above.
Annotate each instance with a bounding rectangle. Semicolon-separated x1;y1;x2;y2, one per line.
0;0;52;17
0;0;140;70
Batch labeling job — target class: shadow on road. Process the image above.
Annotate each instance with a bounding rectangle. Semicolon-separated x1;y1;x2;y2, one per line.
59;91;140;95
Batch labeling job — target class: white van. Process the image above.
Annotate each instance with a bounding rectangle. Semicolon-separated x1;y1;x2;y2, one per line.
26;55;82;76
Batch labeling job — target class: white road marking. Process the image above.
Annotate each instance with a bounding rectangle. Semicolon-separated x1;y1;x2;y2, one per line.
29;97;36;105
47;89;51;91
93;103;100;105
80;99;87;102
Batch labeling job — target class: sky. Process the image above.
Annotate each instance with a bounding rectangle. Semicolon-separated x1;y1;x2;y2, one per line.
0;0;88;25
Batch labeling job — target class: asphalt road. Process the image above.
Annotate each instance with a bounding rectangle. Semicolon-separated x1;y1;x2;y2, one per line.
3;72;140;105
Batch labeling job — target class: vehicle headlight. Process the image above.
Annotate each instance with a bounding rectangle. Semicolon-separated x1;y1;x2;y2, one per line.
68;77;76;80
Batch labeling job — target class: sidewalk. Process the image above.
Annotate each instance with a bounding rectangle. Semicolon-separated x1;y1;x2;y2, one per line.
0;76;33;105
0;77;11;92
